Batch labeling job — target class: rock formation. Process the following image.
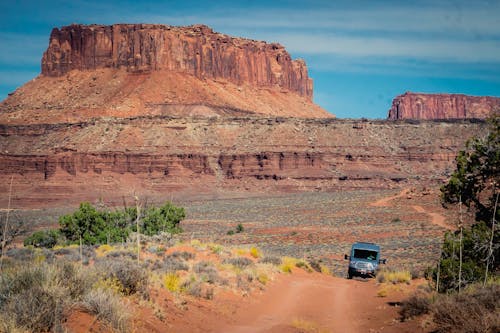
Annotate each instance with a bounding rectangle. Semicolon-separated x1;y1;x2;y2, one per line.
388;92;500;120
42;24;312;99
1;24;331;121
0;117;485;208
0;24;489;208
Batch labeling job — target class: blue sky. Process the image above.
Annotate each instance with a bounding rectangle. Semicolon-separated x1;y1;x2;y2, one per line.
1;0;499;119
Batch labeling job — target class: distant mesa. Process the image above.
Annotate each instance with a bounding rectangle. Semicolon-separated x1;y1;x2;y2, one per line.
0;23;332;123
388;92;500;120
42;24;312;99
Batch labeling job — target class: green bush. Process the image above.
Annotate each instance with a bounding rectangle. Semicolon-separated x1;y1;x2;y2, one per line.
433;115;500;292
139;202;185;235
429;222;496;293
24;229;62;248
58;201;184;246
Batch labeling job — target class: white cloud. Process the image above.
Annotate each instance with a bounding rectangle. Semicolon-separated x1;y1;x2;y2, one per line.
270;33;500;63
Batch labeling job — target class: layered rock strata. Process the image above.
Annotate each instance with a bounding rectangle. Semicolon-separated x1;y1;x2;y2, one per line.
0;117;485;208
388;92;500;120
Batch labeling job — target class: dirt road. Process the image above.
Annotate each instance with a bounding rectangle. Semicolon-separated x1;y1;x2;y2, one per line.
218;270;421;333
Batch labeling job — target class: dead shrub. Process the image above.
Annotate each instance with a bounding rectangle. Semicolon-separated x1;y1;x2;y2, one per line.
168;251;195;261
223;257;253;268
96;259;149;297
161;256;189;273
308;260;322;273
193;261;220;284
82;288;129;333
0;264;70;332
5;286;62;332
260;256;281;266
431;284;500;333
399;293;431;321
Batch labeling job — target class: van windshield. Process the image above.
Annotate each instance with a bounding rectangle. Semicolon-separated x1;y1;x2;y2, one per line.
353;249;378;260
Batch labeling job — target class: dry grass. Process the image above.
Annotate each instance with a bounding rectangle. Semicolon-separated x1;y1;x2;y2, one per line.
250;247;262;258
431;283;500;333
290;318;329;333
377;269;412;284
95;244;114;257
82;288;130;333
280;257;298;273
163;273;181;292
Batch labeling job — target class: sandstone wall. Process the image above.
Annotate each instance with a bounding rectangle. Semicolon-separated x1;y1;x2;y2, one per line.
41;24;313;99
388;92;500;120
0;117;485;208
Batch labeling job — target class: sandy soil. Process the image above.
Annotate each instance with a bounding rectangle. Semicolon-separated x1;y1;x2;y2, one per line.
215;270;422;333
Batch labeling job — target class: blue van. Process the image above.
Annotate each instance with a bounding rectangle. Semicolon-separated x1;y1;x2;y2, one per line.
344;242;386;279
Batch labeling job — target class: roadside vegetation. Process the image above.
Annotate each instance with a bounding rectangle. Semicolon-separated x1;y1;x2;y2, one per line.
23;201;185;248
400;115;500;332
0;199;329;332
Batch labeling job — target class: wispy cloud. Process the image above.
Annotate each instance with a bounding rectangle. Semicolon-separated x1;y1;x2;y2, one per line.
270;33;500;63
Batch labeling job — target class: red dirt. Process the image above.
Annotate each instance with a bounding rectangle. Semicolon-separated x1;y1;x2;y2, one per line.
411;205;454;230
216;270;424;333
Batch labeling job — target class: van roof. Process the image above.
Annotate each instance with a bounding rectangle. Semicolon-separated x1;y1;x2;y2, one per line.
352;242;380;251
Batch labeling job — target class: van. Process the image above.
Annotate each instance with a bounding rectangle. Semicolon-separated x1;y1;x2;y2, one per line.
344;242;386;279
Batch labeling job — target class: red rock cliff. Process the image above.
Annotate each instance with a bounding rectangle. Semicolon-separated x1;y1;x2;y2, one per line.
388;92;500;120
41;24;313;100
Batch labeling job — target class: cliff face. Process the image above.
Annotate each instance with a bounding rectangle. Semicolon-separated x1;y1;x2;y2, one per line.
0;117;484;208
388;92;500;120
41;24;312;99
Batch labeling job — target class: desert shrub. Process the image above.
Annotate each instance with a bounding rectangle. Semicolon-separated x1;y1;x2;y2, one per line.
260;256;282;266
377;285;389;297
96;260;148;297
435;116;500;292
184;280;202;297
249;247;261;258
0;262;92;332
431;284;500;333
82;288;129;333
53;260;94;300
161;256;189;273
4;286;60;332
223;257;253;269
399;293;431;321
257;273;269;285
377;270;411;284
280;257;301;273
95;244;114;257
207;243;223;254
429;222;495;292
295;260;313;272
5;247;35;261
163;273;181;292
168;251;195;261
308;259;322;273
193;261;220;284
320;265;331;275
128;202;185;235
59;201;184;246
236;223;244;233
24;229;62;248
105;249;137;260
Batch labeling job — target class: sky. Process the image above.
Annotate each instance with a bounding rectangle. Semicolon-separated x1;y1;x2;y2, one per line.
0;0;499;119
